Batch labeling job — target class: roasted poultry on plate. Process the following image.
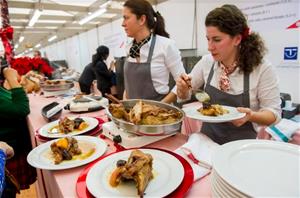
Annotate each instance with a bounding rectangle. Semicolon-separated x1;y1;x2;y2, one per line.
197;102;229;116
50;137;82;164
109;149;153;197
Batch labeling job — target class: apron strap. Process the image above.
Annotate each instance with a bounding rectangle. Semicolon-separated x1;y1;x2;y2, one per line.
242;72;250;107
206;61;250;107
147;34;156;63
205;62;215;88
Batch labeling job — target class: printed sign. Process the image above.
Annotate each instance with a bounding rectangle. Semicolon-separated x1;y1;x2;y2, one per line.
284;47;298;60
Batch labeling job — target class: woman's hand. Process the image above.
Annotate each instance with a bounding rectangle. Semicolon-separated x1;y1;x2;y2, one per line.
0;142;14;159
176;74;191;99
289;131;300;145
231;107;253;127
3;68;21;89
123;90;128;100
109;60;116;71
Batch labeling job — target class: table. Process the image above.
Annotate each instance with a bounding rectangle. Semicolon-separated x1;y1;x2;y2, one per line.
27;93;211;198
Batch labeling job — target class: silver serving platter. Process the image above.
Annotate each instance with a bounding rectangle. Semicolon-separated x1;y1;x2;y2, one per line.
40;80;74;92
106;99;185;136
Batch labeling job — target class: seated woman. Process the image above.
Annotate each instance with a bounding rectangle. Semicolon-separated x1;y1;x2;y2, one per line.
0;67;36;197
176;4;281;145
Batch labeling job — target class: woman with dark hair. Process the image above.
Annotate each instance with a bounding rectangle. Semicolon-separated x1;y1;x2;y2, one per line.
78;62;95;94
176;4;281;144
122;0;185;102
93;45;114;96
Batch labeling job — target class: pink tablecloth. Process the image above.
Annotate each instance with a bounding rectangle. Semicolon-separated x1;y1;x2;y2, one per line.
181;102;203;135
27;94;211;198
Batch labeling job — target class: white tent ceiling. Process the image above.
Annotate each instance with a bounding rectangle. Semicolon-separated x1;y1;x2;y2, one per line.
6;0;167;55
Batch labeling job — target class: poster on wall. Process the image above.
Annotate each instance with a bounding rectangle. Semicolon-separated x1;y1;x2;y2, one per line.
103;32;127;58
240;0;299;69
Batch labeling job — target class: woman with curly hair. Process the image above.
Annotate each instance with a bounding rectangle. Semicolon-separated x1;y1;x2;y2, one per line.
176;4;281;145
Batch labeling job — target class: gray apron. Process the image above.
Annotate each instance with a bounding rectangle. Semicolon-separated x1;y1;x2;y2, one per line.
202;62;256;145
124;35;166;100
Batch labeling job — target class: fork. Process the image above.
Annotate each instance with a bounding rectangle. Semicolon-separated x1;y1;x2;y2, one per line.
181;147;212;170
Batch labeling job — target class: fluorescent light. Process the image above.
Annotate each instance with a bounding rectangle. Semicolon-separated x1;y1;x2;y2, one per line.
79;8;107;25
100;0;112;8
19;36;24;43
28;9;42;27
35;43;41;48
48;35;57;42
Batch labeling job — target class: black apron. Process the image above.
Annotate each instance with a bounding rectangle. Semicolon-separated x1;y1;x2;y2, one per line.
202;62;256;145
124;35;166;101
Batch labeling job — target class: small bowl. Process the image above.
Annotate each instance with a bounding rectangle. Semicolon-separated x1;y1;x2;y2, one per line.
41;102;63;122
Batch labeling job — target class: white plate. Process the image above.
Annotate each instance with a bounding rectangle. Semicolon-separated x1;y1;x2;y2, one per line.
212;169;249;197
27;136;107;170
212;140;300;197
86;149;184;197
182;105;245;123
39;116;98;138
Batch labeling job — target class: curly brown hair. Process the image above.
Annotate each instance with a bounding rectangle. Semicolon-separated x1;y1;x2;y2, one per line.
205;4;266;73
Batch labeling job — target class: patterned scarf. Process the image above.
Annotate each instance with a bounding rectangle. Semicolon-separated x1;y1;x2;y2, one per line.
219;62;237;91
129;34;151;58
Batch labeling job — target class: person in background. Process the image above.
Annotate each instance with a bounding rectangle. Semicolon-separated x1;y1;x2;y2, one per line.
0;67;36;197
93;45;114;96
33;50;41;59
122;0;185;103
33;50;52;79
0;142;14;197
33;50;50;65
109;60;118;97
78;62;95;94
176;4;281;145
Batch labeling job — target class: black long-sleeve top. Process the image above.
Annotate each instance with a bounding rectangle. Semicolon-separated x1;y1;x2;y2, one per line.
93;60;113;95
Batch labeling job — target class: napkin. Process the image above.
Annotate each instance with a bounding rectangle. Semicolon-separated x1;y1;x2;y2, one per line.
266;118;300;142
175;133;219;181
46;105;63;118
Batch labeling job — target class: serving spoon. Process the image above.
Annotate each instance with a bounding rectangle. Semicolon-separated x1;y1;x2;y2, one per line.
194;89;211;103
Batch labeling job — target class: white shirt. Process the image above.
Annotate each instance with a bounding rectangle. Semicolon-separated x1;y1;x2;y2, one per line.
126;35;185;94
173;54;282;130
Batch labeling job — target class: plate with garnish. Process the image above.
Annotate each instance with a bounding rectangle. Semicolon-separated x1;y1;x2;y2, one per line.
27;136;107;170
39;116;99;138
86;149;184;197
183;103;246;123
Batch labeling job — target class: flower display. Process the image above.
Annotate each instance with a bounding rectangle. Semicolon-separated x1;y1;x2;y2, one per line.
11;57;53;76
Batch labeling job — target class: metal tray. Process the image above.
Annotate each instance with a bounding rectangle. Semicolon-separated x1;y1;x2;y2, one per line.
40;80;74;92
106;99;185;136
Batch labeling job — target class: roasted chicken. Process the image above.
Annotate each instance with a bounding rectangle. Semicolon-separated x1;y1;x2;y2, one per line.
50;137;82;164
197;103;229;116
109;100;182;125
108;103;130;121
58;117;87;133
109;150;153;197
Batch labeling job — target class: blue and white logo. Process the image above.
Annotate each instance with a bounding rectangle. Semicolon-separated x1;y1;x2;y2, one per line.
284;47;298;60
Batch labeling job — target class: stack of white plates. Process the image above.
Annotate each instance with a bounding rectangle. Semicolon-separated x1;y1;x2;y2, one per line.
211;140;299;197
